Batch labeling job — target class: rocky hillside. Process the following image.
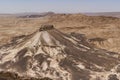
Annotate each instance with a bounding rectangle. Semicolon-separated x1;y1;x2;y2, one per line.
0;25;120;80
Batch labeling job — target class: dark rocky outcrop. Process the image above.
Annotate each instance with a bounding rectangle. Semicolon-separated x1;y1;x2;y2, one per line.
0;71;52;80
108;74;119;80
39;25;54;31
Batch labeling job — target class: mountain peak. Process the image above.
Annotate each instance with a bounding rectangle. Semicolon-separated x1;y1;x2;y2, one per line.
39;24;54;31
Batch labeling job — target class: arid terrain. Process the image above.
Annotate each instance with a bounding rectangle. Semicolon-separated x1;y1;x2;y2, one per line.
0;13;120;80
0;13;120;53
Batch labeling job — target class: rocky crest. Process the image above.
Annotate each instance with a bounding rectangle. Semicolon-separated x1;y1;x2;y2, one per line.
39;25;54;31
0;25;120;80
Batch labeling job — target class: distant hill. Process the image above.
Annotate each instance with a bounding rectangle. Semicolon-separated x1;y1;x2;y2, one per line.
15;12;55;18
1;12;120;18
0;12;55;18
85;12;120;18
0;14;13;17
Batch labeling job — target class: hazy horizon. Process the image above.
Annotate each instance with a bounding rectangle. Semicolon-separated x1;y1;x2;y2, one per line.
0;0;120;13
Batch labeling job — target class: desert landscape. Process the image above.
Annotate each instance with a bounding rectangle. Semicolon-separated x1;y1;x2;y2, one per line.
0;13;120;53
0;12;120;80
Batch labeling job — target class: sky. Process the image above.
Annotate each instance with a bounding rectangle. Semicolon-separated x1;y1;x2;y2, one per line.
0;0;120;13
